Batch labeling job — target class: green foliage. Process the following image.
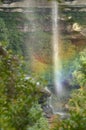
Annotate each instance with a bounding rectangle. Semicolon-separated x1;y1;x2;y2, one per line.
61;87;86;130
28;116;49;130
0;18;9;46
8;29;26;55
51;88;86;130
73;49;86;87
61;9;86;26
0;48;49;130
0;12;27;56
51;49;86;130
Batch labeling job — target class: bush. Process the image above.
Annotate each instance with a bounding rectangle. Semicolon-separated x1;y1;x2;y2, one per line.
51;49;86;130
0;48;49;130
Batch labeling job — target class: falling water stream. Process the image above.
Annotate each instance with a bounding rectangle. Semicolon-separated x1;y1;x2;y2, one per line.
50;0;65;114
52;1;62;95
24;0;65;114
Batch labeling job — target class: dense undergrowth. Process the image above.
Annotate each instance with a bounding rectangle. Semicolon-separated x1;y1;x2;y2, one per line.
0;6;86;130
51;49;86;130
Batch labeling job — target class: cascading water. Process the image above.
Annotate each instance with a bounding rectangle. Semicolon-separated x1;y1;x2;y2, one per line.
24;0;65;114
52;1;62;95
50;0;64;113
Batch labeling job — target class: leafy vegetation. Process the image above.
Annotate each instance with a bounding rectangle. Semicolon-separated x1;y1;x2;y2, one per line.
0;12;27;56
51;48;86;130
0;18;9;46
0;12;49;130
0;3;86;130
73;49;86;87
0;48;49;130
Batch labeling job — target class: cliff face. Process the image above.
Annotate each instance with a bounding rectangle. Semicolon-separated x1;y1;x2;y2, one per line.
71;0;86;5
0;0;52;7
2;0;86;6
1;0;86;7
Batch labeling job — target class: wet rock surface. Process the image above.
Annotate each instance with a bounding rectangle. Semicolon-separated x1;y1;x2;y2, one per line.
38;87;53;118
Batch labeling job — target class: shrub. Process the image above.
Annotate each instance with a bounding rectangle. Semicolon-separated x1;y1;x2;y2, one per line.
0;48;49;130
51;49;86;130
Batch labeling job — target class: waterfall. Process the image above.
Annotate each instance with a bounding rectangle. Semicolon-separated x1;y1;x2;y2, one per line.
52;1;62;96
24;0;64;113
50;0;65;114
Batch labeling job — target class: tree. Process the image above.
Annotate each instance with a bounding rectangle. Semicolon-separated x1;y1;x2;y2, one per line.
73;49;86;87
0;47;49;130
50;48;86;130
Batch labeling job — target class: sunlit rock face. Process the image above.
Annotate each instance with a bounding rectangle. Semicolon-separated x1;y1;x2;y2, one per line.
1;0;52;7
1;0;86;8
72;0;86;5
72;23;82;31
65;0;86;5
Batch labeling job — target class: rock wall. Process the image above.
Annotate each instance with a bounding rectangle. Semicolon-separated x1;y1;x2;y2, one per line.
1;0;86;7
0;0;52;7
